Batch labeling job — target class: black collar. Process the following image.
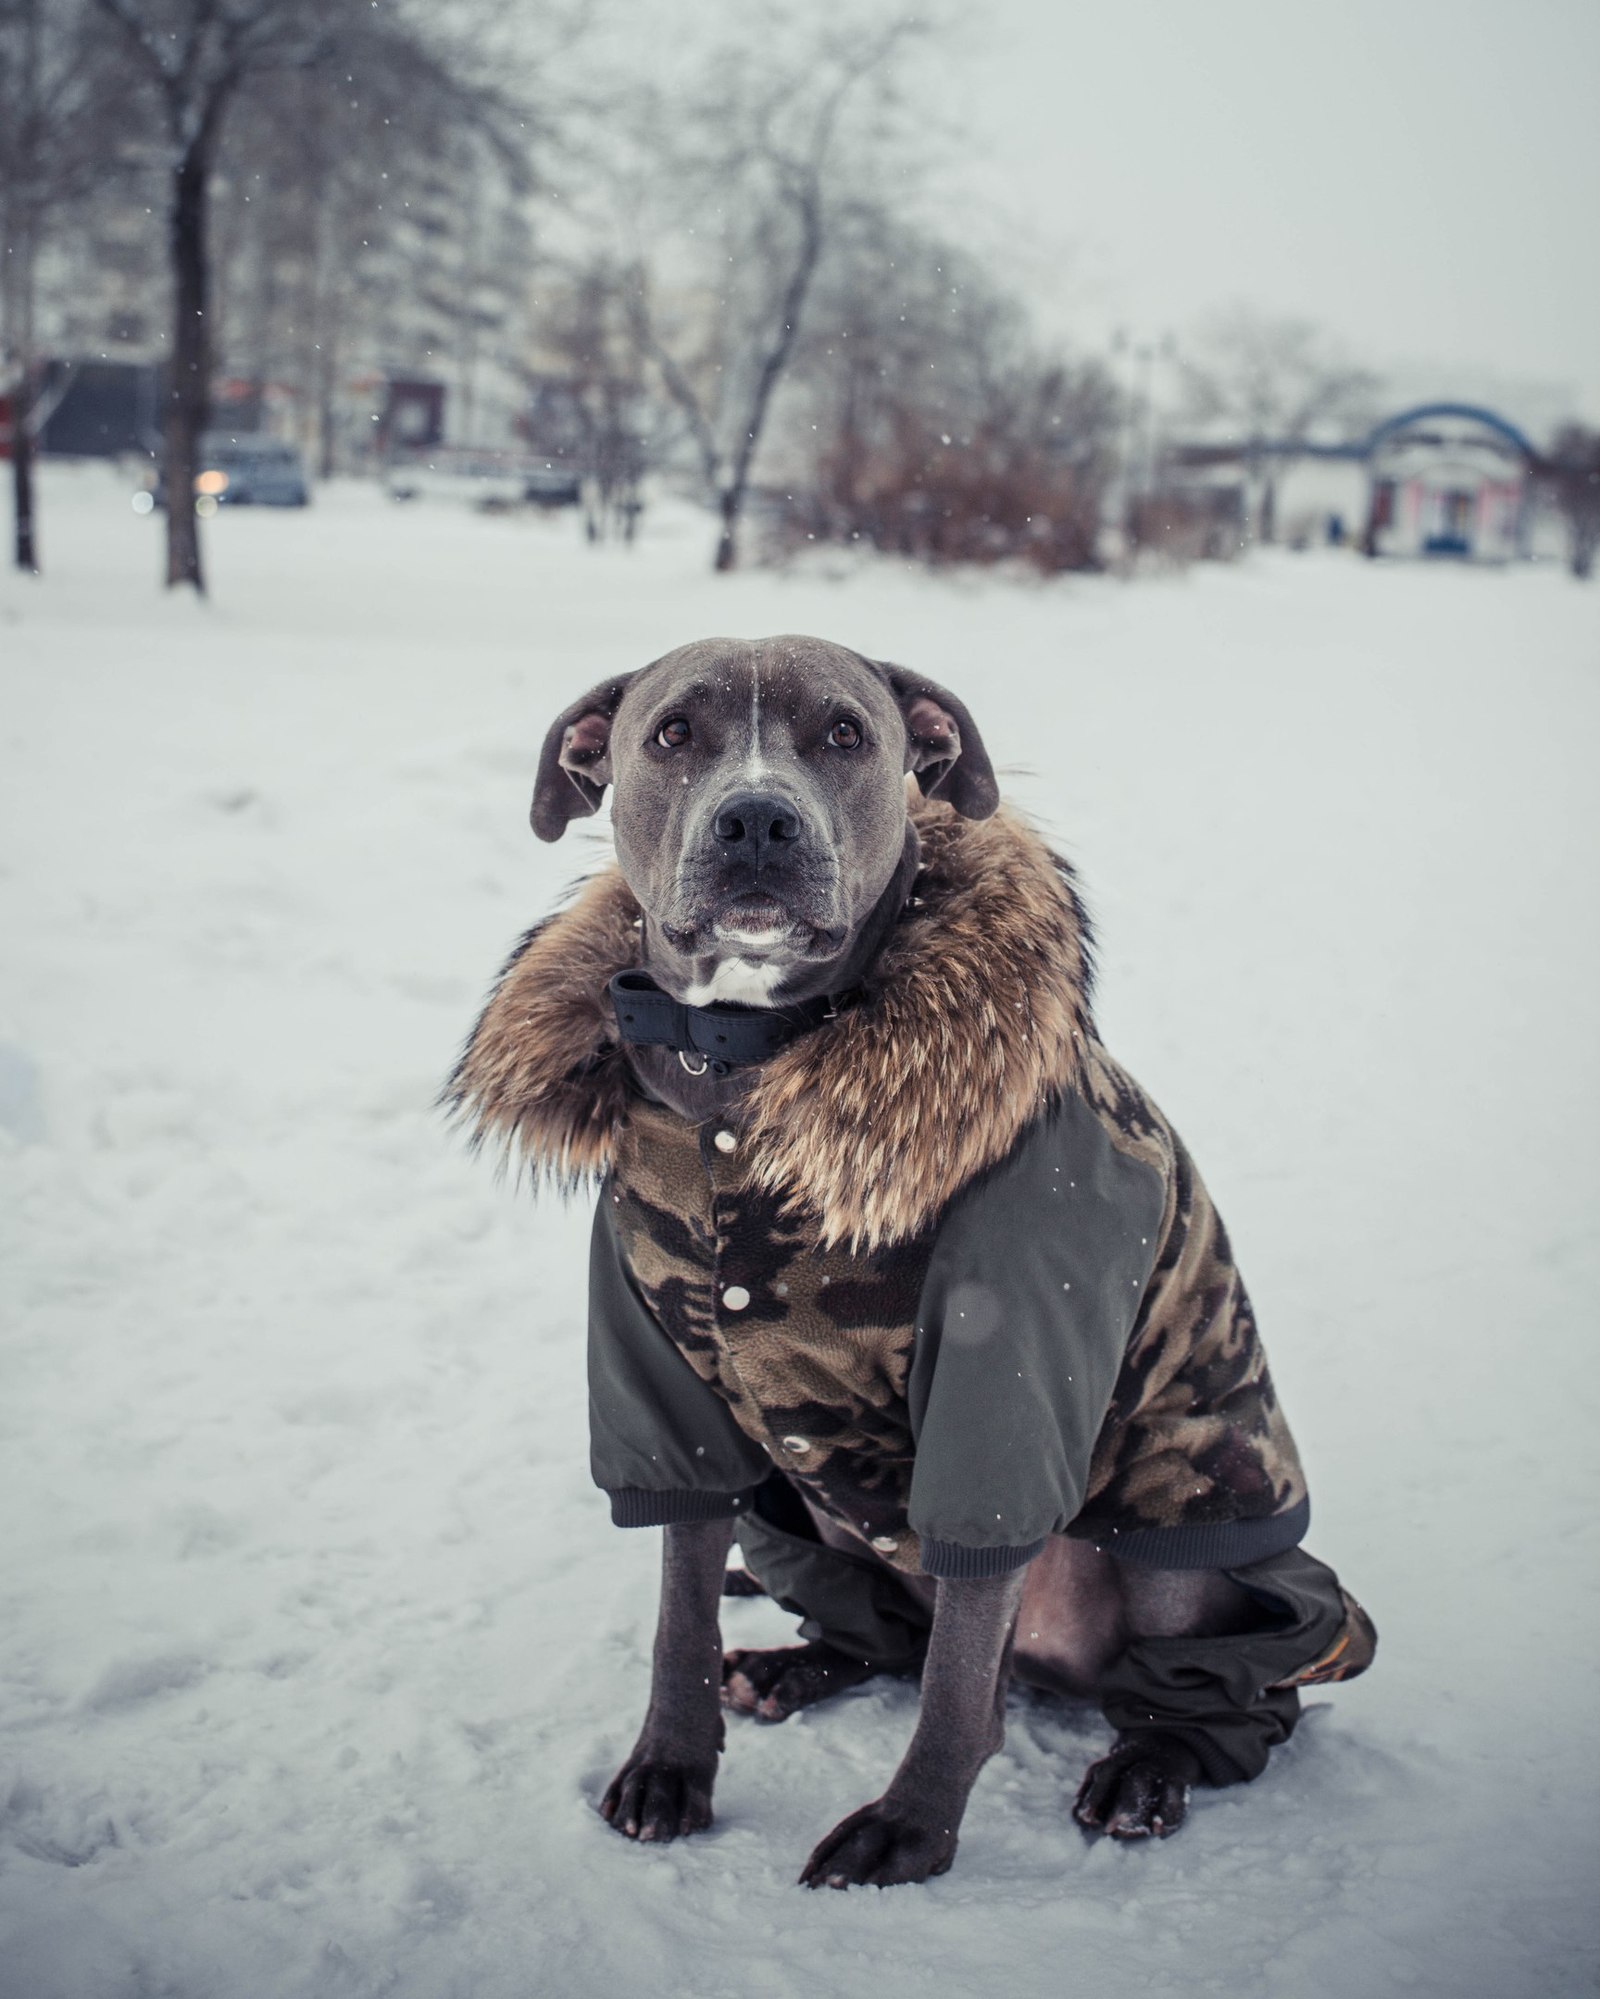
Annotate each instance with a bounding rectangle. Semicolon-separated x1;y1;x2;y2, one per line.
608;968;844;1076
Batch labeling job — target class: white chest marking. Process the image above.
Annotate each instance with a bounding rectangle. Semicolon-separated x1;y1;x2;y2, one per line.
683;957;788;1007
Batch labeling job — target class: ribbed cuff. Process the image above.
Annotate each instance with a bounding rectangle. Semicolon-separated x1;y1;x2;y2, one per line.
917;1536;1046;1579
607;1487;759;1528
1069;1495;1311;1571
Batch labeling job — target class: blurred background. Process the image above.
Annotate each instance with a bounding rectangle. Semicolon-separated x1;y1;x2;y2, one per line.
2;0;1598;584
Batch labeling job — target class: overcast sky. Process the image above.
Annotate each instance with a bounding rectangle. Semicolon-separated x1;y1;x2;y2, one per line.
935;0;1600;426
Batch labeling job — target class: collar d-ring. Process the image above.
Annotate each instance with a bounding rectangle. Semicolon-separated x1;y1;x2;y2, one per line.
677;1049;710;1076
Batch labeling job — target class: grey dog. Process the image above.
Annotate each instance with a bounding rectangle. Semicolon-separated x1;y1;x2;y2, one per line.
450;632;1374;1888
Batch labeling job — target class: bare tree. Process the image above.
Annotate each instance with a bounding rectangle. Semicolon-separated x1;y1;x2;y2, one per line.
776;212;1118;572
91;0;332;590
0;0;129;572
1545;423;1600;581
210;43;536;479
209;62;400;477
616;17;923;572
1180;305;1380;545
526;257;651;540
93;0;537;592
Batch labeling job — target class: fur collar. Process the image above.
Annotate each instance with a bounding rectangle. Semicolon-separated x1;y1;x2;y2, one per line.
444;798;1096;1250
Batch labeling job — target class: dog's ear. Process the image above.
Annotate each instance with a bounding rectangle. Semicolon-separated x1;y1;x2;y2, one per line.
531;671;637;842
874;663;999;820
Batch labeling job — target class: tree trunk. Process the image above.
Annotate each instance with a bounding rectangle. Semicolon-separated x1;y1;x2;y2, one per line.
708;191;823;576
165;143;212;593
713;486;740;572
12;401;38;573
5;0;41;573
317;335;338;480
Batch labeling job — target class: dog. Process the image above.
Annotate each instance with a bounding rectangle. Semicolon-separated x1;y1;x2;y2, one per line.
448;634;1374;1888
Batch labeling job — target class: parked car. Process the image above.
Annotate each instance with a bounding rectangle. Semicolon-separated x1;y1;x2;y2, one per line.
134;434;310;513
385;447;580;511
522;466;583;508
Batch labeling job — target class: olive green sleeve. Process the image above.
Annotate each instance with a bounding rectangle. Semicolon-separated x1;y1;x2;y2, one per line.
905;1091;1165;1576
588;1191;771;1525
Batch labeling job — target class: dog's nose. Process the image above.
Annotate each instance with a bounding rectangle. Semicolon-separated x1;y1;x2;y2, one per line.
711;793;803;854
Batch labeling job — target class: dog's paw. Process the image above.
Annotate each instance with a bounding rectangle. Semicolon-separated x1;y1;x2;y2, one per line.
799;1799;957;1889
598;1753;715;1844
722;1640;878;1721
1073;1733;1199;1841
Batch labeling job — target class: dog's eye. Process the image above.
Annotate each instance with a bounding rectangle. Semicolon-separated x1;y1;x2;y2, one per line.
828;717;862;750
655;717;692;749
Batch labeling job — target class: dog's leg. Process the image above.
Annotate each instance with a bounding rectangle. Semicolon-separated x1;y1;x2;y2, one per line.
1074;1564;1276;1840
599;1517;734;1843
798;1570;1024;1889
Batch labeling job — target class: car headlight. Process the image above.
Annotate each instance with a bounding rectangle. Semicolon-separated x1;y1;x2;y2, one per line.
195;468;229;496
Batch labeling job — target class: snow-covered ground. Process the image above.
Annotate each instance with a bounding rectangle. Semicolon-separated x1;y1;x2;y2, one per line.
2;466;1597;1999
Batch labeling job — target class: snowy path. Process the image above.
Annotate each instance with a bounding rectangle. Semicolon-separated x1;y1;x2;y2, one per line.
3;470;1597;1998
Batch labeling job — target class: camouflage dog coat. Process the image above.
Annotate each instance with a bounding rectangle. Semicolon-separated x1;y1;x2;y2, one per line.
451;798;1312;1582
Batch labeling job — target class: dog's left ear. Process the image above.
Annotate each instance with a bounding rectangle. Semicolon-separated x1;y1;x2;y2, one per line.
531;671;637;841
874;663;999;820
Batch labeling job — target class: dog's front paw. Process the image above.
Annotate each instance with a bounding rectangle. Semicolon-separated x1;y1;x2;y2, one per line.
723;1640;879;1721
599;1752;716;1844
798;1799;957;1889
1073;1733;1199;1841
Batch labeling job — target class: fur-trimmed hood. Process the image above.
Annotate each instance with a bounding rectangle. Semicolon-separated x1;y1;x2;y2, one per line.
444;797;1097;1249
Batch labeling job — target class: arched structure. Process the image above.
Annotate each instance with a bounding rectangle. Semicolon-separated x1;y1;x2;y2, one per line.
1362;404;1535;560
1365;402;1538;461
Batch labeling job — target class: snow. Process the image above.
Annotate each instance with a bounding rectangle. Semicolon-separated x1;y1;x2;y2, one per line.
2;465;1598;1999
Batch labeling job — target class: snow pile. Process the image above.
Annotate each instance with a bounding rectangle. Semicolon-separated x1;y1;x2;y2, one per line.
2;467;1597;1997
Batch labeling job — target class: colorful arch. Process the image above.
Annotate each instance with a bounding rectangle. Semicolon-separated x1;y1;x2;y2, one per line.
1366;403;1537;462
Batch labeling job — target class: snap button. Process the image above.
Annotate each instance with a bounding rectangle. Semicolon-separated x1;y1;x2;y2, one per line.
870;1534;900;1553
713;1129;738;1155
721;1285;751;1312
781;1434;809;1454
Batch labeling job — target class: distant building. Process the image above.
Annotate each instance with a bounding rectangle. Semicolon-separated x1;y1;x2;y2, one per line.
1167;401;1545;562
33;360;161;458
379;379;447;455
1360;404;1534;560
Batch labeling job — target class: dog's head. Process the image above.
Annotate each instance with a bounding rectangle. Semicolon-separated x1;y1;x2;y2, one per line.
530;635;996;977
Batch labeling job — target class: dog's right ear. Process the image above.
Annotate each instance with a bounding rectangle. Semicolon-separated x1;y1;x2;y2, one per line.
530;672;637;842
